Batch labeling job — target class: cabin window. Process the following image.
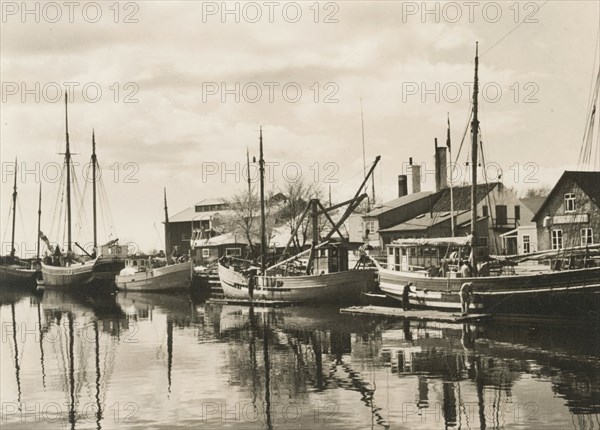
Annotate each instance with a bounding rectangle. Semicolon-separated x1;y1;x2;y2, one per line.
225;248;241;256
202;249;211;258
388;247;394;255
581;228;593;246
564;193;576;212
551;230;563;250
523;235;531;254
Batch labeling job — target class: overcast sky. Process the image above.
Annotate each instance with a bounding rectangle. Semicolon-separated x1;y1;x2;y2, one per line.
1;0;599;254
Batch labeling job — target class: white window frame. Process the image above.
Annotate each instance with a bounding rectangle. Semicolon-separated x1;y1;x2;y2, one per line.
564;193;576;212
202;249;211;258
522;235;531;254
551;229;563;250
364;221;376;234
581;228;593;246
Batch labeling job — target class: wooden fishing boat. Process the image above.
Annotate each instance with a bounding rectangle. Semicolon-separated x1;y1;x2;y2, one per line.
218;129;378;304
115;189;192;291
115;259;192;291
376;45;600;313
41;96;124;289
0;160;40;289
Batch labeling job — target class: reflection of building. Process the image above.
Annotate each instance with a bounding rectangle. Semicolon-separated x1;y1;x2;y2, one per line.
532;171;600;251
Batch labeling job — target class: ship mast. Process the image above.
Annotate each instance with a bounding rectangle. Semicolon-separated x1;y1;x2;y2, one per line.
164;187;170;260
37;183;42;261
92;130;97;254
10;158;17;257
259;127;267;273
470;43;480;271
65;93;72;252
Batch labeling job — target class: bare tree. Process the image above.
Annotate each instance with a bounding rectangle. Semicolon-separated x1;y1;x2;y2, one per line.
277;180;329;253
523;186;551;198
221;187;259;257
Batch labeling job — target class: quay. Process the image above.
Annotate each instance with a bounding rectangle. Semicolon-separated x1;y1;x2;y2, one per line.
340;305;492;323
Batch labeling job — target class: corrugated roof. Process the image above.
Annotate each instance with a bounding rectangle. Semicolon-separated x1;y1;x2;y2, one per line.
365;191;433;217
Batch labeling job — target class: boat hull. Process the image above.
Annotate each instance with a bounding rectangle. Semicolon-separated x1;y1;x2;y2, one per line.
41;261;96;288
0;264;38;289
218;263;376;303
378;266;600;313
92;257;126;281
115;261;192;292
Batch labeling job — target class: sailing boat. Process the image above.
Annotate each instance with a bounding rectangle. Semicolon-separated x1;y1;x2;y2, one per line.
0;159;40;288
218;128;377;303
376;44;600;312
115;188;192;291
42;94;125;288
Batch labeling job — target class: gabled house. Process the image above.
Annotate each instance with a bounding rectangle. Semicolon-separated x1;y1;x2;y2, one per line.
531;171;600;251
166;198;232;255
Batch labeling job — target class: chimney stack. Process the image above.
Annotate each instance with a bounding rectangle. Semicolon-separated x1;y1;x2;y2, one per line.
411;163;421;194
398;175;408;197
434;138;448;191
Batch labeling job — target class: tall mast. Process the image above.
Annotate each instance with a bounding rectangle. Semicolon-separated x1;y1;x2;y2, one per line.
92;130;97;253
65;93;72;252
10;158;17;257
470;43;480;269
164;187;170;257
259;127;266;273
360;98;372;210
246;146;252;196
448;113;455;237
37;183;42;260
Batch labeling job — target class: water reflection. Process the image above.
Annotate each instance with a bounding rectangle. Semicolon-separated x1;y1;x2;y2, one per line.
1;288;599;429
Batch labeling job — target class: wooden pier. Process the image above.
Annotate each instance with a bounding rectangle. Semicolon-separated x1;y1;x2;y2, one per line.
340;305;491;323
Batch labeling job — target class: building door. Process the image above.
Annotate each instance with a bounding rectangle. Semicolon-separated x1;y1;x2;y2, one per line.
495;205;507;226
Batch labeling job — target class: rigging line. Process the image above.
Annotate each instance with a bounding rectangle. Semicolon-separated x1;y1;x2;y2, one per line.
2;198;13;243
480;0;550;57
453;105;473;167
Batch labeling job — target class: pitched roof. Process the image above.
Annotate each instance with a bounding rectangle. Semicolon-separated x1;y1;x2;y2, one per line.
379;210;470;232
194;198;227;206
169;206;233;223
532;171;600;220
365;191;433;217
521;197;545;215
430;183;499;212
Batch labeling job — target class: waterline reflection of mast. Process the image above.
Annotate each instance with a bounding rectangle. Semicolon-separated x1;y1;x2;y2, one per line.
94;320;103;429
37;301;46;388
11;302;22;406
68;312;76;429
167;319;173;395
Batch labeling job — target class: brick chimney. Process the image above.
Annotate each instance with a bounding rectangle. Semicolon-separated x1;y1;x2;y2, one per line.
398;175;408;197
434;138;448;191
409;158;421;193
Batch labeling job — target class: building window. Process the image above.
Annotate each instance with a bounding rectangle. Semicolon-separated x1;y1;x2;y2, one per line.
523;235;530;254
514;205;520;221
225;248;241;256
482;205;488;217
564;193;576;212
364;221;376;234
581;228;593;246
202;249;211;258
551;230;563;250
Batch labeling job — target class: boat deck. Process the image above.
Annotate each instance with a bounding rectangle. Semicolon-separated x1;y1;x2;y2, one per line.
340;305;491;323
206;297;294;307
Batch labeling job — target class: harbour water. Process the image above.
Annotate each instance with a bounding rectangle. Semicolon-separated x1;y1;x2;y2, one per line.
1;288;599;429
